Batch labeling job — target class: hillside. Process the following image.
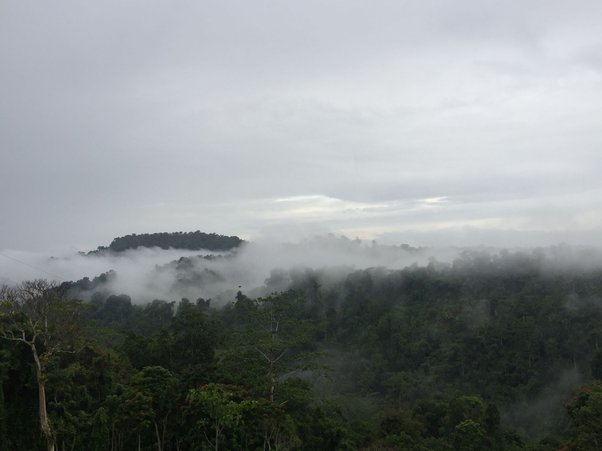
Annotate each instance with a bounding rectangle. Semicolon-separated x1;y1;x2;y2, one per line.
90;230;243;253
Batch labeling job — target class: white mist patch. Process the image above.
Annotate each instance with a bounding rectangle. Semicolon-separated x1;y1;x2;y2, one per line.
0;247;222;286
6;237;602;306
1;237;441;304
141;237;444;304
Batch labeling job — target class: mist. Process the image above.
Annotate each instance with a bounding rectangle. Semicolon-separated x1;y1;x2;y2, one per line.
0;234;444;301
3;234;602;307
0;247;220;289
37;236;438;304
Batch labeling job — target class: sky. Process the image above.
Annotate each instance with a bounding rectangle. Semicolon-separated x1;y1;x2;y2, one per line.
2;0;602;253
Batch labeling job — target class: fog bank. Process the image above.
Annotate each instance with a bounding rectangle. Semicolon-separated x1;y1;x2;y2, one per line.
3;235;602;305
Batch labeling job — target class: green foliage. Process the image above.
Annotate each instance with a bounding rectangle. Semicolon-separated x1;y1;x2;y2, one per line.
5;250;602;449
0;348;8;451
122;298;217;386
93;230;243;253
46;346;121;450
565;382;602;450
216;291;320;401
186;383;251;449
452;419;489;451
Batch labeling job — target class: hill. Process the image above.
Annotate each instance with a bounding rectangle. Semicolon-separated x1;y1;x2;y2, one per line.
90;230;243;253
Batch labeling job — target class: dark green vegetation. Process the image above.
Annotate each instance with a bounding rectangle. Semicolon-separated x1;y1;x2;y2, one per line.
3;248;602;450
90;231;243;253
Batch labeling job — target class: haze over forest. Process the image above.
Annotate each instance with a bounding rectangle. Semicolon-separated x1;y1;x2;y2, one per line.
4;231;602;449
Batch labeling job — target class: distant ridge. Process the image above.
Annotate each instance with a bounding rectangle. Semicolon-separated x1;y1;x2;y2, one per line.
89;231;243;254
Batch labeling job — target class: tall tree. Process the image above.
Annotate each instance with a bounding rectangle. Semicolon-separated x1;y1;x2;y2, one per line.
0;280;82;451
217;291;319;449
186;383;249;451
219;291;317;402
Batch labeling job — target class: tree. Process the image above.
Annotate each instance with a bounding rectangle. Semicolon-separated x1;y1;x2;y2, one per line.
0;280;82;451
566;382;602;450
591;349;602;380
218;292;318;400
186;383;251;451
132;366;178;451
217;291;319;449
169;298;217;385
452;419;488;451
0;346;9;451
46;345;121;451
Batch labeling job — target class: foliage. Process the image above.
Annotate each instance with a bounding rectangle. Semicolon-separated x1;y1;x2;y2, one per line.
4;248;602;449
565;382;602;450
91;231;243;253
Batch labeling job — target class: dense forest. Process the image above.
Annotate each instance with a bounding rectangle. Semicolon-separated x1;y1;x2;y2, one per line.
2;245;602;450
90;231;243;254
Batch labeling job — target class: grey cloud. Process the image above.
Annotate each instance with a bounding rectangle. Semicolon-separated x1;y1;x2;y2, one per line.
1;1;602;251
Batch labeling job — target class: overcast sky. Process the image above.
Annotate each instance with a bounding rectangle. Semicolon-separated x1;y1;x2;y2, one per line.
2;0;602;252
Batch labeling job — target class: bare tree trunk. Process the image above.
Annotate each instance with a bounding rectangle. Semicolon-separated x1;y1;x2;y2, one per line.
269;310;277;403
154;422;162;451
161;415;168;451
269;365;275;403
215;419;219;451
32;344;55;451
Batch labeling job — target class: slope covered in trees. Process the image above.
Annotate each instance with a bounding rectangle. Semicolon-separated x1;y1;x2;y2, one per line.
2;247;602;449
91;231;243;253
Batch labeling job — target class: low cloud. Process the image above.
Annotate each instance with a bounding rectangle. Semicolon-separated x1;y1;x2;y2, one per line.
1;236;435;303
4;234;602;308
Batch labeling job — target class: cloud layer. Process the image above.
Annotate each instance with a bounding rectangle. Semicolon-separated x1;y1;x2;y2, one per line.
2;1;602;250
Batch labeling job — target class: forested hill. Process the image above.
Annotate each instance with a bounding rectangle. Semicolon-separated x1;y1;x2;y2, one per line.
90;231;243;253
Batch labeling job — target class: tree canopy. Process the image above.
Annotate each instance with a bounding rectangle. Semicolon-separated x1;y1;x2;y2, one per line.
90;231;243;253
3;248;602;449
